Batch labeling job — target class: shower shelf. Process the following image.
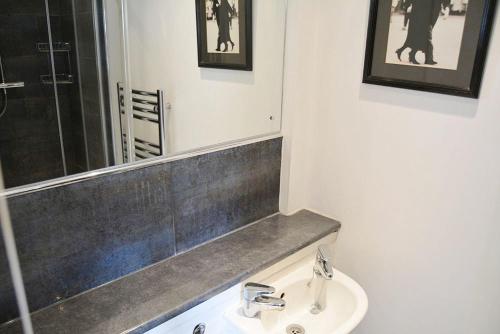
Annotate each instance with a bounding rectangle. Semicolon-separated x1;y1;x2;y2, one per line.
0;82;24;89
40;74;74;85
37;42;71;53
38;41;74;85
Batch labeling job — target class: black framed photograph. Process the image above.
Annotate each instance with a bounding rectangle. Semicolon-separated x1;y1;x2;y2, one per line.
363;0;497;98
195;0;253;71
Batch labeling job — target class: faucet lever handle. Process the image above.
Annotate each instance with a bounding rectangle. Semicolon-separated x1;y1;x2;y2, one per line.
317;244;333;263
315;245;334;279
243;282;275;300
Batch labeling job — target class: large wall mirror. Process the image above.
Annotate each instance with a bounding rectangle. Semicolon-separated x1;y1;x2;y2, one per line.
0;0;287;191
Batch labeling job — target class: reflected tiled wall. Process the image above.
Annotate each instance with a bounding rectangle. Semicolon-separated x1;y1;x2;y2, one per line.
49;0;89;174
0;0;90;188
0;137;282;324
0;0;66;187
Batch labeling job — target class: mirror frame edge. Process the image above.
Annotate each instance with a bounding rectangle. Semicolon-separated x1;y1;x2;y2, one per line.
2;132;283;198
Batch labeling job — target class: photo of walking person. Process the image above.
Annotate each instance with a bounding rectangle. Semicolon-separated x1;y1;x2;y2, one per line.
206;0;239;54
386;0;466;70
196;0;252;70
363;0;497;98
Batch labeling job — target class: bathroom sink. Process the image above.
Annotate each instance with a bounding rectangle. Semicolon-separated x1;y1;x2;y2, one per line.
225;249;368;334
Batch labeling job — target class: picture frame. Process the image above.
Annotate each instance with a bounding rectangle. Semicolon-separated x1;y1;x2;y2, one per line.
195;0;253;71
363;0;497;98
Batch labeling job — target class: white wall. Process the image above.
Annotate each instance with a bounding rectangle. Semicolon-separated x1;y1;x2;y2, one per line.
281;1;500;333
126;0;286;154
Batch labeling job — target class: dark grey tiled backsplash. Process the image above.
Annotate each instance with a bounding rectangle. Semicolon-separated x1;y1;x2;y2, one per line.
0;137;282;324
171;140;281;252
0;234;18;324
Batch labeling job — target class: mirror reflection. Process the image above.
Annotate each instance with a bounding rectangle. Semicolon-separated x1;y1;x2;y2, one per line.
0;0;286;189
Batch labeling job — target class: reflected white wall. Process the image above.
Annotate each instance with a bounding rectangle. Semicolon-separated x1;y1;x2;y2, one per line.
125;0;286;154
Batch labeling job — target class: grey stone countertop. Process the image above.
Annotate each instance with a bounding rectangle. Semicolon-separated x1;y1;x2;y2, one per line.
0;210;340;334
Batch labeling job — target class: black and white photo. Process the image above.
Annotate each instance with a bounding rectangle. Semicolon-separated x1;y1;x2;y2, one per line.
196;0;252;70
386;0;467;69
206;0;239;54
363;0;497;97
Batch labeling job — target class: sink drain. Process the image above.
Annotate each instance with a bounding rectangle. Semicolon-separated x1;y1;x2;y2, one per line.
286;324;306;334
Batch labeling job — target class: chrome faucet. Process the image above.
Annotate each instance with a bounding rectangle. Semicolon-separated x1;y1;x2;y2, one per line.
309;245;334;314
242;282;286;318
314;244;334;279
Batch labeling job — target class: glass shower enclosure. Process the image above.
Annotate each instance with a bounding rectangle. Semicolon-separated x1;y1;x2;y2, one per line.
0;0;112;189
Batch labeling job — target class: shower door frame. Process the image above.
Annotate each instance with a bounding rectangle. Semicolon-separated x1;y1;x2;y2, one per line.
44;0;69;176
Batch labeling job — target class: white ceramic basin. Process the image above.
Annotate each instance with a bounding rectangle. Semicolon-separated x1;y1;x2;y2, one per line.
225;248;368;334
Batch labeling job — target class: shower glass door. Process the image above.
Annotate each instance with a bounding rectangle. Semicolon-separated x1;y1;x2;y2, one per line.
0;0;110;189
